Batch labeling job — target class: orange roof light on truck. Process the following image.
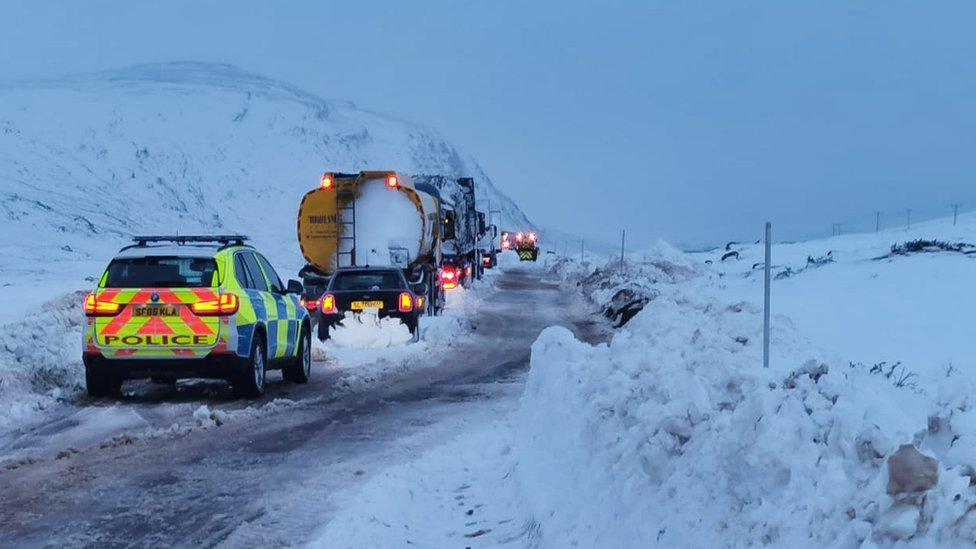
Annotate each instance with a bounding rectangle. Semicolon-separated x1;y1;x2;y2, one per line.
320;173;334;190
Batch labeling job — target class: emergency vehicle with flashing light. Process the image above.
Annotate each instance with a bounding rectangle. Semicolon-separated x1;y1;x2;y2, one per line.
82;235;311;399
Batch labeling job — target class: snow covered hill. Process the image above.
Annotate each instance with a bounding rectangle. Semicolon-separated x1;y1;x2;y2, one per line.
0;61;531;320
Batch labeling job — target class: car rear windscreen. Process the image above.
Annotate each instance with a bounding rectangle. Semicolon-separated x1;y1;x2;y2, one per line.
105;257;218;288
331;272;402;291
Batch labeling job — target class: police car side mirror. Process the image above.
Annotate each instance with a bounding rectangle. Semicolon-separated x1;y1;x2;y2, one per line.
286;279;304;294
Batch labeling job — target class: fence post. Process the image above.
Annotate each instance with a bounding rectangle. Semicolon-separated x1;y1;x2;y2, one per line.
619;230;626;271
763;222;771;369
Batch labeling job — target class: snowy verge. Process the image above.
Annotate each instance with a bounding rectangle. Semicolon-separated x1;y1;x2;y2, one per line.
515;237;976;548
0;291;86;432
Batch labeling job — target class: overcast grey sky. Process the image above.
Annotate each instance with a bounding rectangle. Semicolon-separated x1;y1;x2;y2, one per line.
3;1;975;247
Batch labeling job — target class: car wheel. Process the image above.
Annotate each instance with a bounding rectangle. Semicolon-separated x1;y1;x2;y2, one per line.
407;316;421;342
86;369;122;399
283;329;311;384
234;333;266;399
317;320;331;341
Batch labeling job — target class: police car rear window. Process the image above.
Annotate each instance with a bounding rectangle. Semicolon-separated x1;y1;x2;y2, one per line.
105;257;218;288
331;272;403;291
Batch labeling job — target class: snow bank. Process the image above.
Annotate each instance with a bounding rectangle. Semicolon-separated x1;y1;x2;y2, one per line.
0;291;85;430
517;238;976;548
310;284;482;394
328;311;413;349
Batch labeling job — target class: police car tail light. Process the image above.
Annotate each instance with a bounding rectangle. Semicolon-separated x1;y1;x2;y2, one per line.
320;293;337;314
300;297;319;311
84;293;121;316
191;293;239;316
398;292;414;313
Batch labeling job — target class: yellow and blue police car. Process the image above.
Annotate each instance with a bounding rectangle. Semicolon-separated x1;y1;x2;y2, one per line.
82;235;311;399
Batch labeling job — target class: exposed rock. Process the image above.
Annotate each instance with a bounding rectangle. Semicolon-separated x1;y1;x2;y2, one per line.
887;445;939;495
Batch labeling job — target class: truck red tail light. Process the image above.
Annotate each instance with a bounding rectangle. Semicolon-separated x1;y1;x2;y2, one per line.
440;268;458;290
398;292;414;312
320;173;334;190
190;293;239;316
386;174;399;189
320;293;337;314
84;293;121;316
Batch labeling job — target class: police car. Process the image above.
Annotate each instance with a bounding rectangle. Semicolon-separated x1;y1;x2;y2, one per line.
82;235;311;399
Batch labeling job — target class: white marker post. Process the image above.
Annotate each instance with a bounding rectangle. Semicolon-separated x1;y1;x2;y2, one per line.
763;222;771;369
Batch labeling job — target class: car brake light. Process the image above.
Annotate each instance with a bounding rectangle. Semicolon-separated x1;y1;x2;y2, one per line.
320;173;334;190
320;293;337;314
190;293;239;316
386;174;399;189
300;297;319;310
84;292;121;316
417;296;425;309
398;292;414;313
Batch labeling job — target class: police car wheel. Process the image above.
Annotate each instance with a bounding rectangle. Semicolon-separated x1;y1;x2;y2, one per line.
283;329;311;384
86;370;122;399
234;334;266;399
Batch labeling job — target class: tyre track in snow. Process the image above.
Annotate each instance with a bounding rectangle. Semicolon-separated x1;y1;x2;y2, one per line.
0;268;608;548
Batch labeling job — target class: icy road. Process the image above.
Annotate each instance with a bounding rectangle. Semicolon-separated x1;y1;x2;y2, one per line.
0;268;605;547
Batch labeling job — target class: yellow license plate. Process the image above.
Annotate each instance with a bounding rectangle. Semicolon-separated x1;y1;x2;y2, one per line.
350;300;384;310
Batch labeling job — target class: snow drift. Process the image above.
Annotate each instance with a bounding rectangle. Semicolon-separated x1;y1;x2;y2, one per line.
516;241;976;548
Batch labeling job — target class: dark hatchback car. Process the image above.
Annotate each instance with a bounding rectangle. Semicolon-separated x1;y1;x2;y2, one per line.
317;267;426;341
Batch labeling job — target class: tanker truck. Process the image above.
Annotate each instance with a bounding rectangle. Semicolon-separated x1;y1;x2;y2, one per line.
296;171;444;322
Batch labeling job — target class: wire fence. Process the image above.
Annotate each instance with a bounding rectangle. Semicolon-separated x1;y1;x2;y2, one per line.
801;203;969;241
